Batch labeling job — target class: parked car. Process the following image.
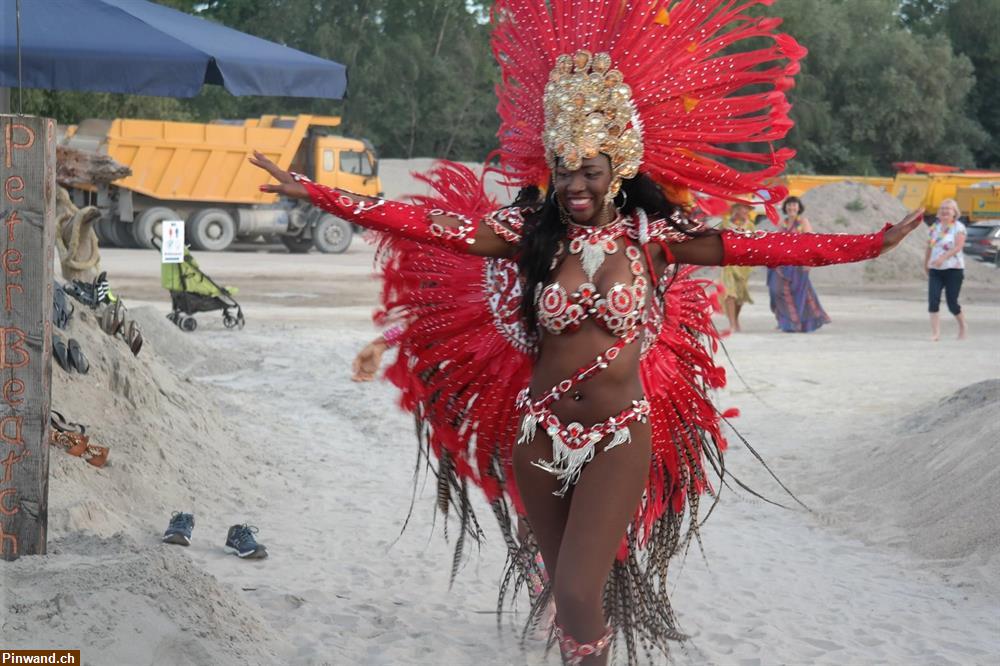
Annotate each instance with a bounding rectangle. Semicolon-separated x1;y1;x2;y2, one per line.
963;221;1000;263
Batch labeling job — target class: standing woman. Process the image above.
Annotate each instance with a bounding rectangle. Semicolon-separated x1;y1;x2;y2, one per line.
767;196;831;332
926;198;968;340
251;3;924;664
720;203;757;332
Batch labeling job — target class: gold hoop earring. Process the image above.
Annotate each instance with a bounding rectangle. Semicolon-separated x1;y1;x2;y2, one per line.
554;194;572;225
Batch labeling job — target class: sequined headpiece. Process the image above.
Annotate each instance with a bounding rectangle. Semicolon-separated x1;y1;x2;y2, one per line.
543;50;643;196
490;1;808;217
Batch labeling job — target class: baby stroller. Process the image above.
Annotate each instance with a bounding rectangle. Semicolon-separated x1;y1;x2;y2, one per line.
161;247;245;332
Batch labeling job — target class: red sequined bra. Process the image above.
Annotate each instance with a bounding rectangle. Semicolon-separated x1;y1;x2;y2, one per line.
536;243;648;337
485;207;696;340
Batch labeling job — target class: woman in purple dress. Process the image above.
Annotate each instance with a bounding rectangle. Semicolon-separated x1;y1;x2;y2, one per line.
767;197;831;332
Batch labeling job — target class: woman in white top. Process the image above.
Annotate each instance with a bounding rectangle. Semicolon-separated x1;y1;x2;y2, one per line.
925;198;967;340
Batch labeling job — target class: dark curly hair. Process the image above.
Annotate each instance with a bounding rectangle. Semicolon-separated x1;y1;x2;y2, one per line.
781;196;804;215
513;173;694;330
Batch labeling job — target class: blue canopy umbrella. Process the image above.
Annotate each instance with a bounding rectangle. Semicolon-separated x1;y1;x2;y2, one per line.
0;0;347;99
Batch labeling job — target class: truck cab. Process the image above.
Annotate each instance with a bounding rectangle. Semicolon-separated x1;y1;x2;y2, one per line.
312;135;381;197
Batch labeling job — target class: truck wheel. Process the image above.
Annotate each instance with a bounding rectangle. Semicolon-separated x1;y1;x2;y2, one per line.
280;234;313;254
312;214;352;254
95;217;116;246
111;220;139;248
188;208;236;252
133;207;180;249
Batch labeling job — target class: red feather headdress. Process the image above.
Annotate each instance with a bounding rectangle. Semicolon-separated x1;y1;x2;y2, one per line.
490;0;807;218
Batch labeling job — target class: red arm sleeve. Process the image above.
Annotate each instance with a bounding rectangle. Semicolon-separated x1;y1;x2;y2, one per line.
295;174;485;253
719;225;888;267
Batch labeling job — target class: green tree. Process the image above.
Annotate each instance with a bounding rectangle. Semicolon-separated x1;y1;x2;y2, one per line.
773;0;986;173
940;0;1000;167
344;0;497;158
898;0;954;34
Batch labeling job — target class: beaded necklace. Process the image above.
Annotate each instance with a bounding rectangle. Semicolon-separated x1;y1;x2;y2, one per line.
565;213;628;281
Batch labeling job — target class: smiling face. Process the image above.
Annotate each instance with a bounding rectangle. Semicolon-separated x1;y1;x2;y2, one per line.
783;199;801;217
938;201;958;224
554;154;613;225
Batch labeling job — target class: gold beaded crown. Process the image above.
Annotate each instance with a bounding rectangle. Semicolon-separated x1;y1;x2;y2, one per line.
542;50;643;195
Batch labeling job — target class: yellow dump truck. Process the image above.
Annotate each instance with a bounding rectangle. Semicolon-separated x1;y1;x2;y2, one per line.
889;173;1000;221
956;182;1000;221
890;173;990;216
61;114;381;253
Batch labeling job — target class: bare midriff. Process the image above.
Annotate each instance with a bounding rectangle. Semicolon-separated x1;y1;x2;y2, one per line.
516;230;667;494
530;326;645;423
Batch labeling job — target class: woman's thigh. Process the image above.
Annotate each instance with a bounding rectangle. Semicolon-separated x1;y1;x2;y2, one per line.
513;430;571;579
555;422;652;597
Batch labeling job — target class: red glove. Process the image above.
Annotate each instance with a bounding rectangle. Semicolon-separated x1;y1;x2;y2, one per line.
294;175;479;252
720;225;888;267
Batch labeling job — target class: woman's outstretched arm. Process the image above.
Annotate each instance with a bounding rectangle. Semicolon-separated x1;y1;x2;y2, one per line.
249;152;516;259
669;208;925;267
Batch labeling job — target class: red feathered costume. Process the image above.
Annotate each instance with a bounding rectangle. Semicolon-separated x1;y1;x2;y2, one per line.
285;2;888;662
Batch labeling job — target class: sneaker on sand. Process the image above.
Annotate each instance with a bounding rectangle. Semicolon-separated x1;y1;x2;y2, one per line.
225;524;268;559
162;512;195;546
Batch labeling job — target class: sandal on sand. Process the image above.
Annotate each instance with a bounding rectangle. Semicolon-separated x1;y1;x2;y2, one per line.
53;335;71;372
64;280;97;308
68;338;89;374
111;301;127;336
52;284;75;330
99;304;116;335
124;320;143;356
50;430;90;457
49;431;109;467
99;301;126;337
51;410;86;435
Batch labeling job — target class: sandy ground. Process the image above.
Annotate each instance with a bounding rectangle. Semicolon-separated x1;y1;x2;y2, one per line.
3;236;999;665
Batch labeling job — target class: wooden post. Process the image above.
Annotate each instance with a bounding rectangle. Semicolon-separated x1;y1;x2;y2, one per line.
0;114;56;559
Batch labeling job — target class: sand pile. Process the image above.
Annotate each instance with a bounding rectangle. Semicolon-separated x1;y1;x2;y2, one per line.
816;379;1000;582
3;297;285;661
3;534;284;664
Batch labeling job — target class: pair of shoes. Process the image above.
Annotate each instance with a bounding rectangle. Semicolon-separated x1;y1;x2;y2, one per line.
48;428;109;467
98;302;142;356
65;271;113;309
161;514;268;559
53;335;89;374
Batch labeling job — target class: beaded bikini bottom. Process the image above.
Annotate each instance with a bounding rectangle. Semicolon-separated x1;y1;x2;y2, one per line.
516;329;649;496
